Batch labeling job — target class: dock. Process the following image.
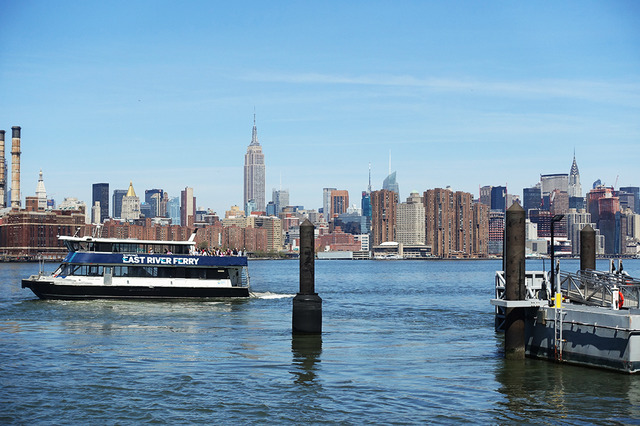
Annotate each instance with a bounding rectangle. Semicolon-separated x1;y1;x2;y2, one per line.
492;268;640;373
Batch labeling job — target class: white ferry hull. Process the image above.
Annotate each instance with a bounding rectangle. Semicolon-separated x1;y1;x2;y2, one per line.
22;278;250;299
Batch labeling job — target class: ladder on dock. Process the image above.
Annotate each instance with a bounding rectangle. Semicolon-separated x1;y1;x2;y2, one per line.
554;306;564;361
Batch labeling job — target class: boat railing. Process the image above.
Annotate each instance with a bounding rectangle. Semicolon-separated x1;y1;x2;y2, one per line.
559;269;640;309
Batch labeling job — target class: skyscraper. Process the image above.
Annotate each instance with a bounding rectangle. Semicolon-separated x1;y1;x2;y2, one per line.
244;114;265;211
383;171;399;195
330;190;349;219
112;189;127;219
396;192;425;245
181;187;196;227
121;181;140;221
371;189;398;245
272;188;289;216
568;153;582;198
92;183;109;223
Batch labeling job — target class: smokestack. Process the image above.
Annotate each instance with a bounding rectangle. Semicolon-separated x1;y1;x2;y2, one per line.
11;126;21;209
0;130;5;208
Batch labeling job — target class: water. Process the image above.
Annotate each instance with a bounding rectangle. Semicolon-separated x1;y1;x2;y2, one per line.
2;259;640;424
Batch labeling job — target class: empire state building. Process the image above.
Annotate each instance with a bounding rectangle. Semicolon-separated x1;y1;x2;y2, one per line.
244;115;265;212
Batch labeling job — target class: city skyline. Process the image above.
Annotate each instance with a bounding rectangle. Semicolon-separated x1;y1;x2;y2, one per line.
0;2;638;213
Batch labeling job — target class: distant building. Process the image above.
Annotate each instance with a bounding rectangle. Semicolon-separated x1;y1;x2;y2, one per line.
121;181;141;221
180;186;195;227
0;208;86;259
396;192;425;246
272;189;289;215
424;188;488;258
245;199;257;216
568;154;582;198
479;185;492;207
490;186;507;212
383;171;399;195
488;210;505;256
330;190;349;219
112;189;127;219
619;187;639;213
145;189;163;218
167;196;180;224
371;189;398;246
92;183;109;223
361;191;372;219
523;185;542;216
244;114;265;211
322;188;336;223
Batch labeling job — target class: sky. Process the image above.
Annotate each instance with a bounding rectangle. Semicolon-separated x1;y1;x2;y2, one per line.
0;1;639;214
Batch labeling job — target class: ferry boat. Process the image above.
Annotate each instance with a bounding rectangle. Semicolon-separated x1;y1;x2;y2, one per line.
22;234;250;300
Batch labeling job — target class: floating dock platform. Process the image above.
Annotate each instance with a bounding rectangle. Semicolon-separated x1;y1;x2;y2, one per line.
492;269;640;374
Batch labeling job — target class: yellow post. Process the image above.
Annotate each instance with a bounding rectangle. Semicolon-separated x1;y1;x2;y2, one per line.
555;292;562;309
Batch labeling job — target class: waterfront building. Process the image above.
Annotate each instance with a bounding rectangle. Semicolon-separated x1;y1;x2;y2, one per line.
0;208;86;259
330;190;349;219
121;181;141;221
244;115;265;211
371;189;398;246
397;192;425;246
180;186;195;227
472;202;489;257
382;171;399;195
252;215;283;252
112;189;127;219
92;183;109;223
424;188;487;258
488;210;505;256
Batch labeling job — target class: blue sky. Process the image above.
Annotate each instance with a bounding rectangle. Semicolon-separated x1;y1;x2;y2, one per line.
0;1;638;214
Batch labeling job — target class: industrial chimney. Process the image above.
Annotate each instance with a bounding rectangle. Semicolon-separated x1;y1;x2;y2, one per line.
11;126;21;209
0;130;5;208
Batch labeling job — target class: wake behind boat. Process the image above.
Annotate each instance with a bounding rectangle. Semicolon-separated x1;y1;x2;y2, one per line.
22;233;250;300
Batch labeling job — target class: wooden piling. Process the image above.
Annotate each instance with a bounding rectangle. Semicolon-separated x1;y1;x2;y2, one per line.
293;219;322;334
580;224;596;272
504;203;526;359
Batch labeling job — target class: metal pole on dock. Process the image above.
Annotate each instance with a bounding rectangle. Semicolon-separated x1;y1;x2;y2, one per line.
293;219;322;334
504;203;526;359
580;224;596;272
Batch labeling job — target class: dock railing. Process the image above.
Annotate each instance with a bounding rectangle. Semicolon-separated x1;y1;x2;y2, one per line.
494;270;548;332
559;269;640;309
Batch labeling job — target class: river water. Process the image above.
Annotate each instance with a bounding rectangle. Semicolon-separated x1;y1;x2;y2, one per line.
2;258;640;424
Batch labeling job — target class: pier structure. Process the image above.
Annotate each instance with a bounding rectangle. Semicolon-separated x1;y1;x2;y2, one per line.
11;126;21;209
492;218;640;373
293;219;322;334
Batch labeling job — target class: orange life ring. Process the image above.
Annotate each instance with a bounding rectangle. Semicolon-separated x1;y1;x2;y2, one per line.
619;292;625;309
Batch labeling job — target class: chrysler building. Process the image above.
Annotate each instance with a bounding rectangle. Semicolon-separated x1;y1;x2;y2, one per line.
244;114;265;212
